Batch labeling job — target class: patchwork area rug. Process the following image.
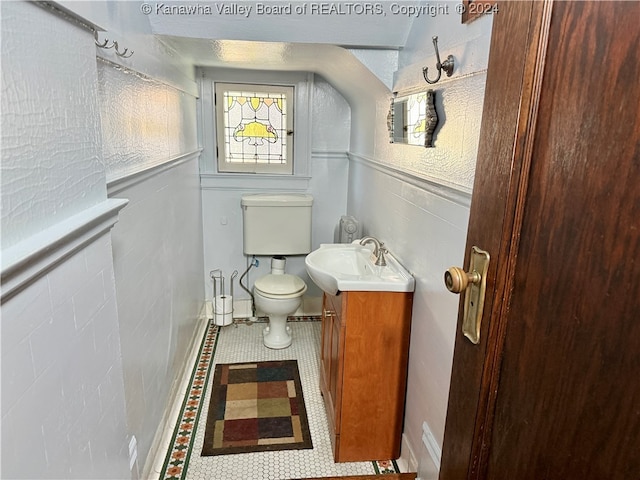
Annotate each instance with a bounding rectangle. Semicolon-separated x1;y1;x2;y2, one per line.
158;319;405;479
201;360;313;456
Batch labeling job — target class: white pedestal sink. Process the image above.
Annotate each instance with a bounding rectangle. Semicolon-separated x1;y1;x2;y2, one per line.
304;243;415;295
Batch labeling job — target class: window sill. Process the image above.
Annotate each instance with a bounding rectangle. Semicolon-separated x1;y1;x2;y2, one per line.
200;173;311;191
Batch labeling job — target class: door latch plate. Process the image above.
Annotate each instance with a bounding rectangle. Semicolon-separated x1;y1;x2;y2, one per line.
462;246;490;344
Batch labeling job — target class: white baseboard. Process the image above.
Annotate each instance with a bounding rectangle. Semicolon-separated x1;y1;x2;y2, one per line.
417;421;442;480
142;306;209;479
400;432;418;473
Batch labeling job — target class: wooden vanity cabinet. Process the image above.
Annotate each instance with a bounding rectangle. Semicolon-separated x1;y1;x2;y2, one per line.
320;290;413;462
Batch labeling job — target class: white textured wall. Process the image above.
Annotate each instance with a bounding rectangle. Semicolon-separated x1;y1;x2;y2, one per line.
347;48;399;90
109;157;203;475
1;3;492;478
1;1;106;249
1;3;130;478
201;150;349;303
347;6;493;475
1;2;204;478
1;235;130;478
374;73;487;192
348;158;470;472
56;0;198;95
311;76;351;151
100;59;203;476
200;73;350;303
373;10;493;193
99;63;198;182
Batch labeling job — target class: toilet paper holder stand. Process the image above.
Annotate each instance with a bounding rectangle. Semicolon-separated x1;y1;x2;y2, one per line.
210;269;238;326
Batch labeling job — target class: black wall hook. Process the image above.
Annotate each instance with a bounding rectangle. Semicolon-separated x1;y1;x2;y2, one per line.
423;36;455;84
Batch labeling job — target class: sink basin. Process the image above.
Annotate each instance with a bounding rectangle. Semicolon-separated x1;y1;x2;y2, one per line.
305;243;415;295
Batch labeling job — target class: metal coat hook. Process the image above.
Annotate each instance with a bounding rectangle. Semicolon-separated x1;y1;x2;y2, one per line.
423;36;454;84
94;31;133;58
113;41;134;58
94;31;114;49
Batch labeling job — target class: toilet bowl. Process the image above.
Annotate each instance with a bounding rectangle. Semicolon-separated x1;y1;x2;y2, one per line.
241;193;313;349
254;257;307;349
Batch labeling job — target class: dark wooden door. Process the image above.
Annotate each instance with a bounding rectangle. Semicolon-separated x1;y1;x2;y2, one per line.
440;1;640;479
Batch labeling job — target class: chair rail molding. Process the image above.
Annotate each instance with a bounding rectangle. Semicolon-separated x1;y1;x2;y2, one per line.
107;149;202;196
347;152;472;207
1;198;129;302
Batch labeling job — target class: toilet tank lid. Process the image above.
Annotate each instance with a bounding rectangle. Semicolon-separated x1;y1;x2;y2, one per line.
241;193;313;207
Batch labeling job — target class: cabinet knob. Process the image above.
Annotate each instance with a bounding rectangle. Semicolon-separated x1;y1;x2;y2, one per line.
324;309;334;318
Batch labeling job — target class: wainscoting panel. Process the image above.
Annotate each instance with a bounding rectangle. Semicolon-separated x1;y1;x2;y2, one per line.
109;154;205;475
347;156;470;470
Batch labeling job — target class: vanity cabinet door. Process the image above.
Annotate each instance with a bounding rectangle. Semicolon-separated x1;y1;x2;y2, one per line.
321;290;413;463
320;294;333;394
320;292;345;455
328;293;344;435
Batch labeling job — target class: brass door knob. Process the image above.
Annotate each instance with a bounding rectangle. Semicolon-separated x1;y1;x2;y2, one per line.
444;267;481;293
444;247;490;345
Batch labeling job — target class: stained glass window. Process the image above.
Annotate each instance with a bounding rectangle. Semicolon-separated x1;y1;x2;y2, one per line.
215;83;294;174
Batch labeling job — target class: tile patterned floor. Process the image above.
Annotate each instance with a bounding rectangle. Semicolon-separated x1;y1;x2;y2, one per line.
157;317;403;480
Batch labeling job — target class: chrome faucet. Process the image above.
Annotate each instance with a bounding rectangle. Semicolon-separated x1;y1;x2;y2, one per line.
359;236;388;266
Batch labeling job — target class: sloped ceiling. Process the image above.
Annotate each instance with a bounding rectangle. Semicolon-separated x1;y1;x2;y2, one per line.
160;36;390;94
147;2;413;49
56;0;413;153
162;37;392;153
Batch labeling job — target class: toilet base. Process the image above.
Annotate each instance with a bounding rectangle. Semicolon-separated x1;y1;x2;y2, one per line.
262;315;292;349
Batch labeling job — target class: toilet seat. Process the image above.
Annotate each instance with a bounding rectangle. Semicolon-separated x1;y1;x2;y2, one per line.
254;274;307;299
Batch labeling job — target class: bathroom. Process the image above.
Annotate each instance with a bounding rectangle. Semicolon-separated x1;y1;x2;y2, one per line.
1;1;492;479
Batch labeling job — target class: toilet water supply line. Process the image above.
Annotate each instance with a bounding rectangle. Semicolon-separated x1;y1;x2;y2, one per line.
239;256;259;319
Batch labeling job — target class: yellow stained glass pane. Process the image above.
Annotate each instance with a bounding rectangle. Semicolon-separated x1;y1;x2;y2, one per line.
222;89;287;165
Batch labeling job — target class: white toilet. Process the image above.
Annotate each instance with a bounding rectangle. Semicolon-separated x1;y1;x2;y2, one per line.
241;193;313;349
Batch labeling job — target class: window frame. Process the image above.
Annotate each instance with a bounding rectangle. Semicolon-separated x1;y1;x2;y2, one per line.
214;82;295;175
197;68;313;190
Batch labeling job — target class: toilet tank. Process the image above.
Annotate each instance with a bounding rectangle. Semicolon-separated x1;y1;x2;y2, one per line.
241;193;313;255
